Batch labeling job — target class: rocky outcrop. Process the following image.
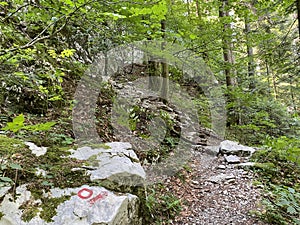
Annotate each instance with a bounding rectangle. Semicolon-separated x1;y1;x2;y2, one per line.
199;140;258;165
219;140;256;157
0;142;144;225
69;142;146;192
0;185;141;225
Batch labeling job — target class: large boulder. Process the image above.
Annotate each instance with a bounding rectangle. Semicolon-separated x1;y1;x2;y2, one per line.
219;140;256;157
69;142;146;192
0;141;145;225
0;185;141;225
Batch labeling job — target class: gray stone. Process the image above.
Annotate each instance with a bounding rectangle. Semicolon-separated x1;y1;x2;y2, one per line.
69;142;146;191
207;174;235;183
0;185;141;225
0;186;11;198
224;155;241;164
219;140;255;157
204;146;219;156
217;165;226;170
24;142;47;156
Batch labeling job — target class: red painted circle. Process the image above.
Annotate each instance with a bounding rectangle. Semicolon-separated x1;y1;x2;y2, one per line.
77;188;93;199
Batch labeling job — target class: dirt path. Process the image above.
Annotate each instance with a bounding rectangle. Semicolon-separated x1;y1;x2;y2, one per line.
164;147;267;225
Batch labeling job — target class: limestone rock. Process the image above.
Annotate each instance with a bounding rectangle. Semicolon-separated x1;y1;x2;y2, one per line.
217;165;226;170
224;155;241;164
69;142;146;191
207;174;235;184
24;142;47;156
0;186;11;198
219;140;255;157
203;145;219;156
0;185;141;225
235;162;256;168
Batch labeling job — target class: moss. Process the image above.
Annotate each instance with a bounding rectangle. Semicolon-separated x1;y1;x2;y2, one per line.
40;196;71;222
89;143;111;149
0;135;27;156
20;195;71;223
0;211;3;220
20;202;40;222
253;162;276;170
86;154;100;167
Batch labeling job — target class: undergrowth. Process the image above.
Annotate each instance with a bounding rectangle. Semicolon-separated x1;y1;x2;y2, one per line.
251;136;300;224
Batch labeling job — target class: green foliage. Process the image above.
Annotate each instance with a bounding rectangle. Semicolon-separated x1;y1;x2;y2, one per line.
261;185;300;225
251;136;300;224
263;136;300;165
0;163;22;187
144;185;182;224
1;114;56;133
227;90;297;145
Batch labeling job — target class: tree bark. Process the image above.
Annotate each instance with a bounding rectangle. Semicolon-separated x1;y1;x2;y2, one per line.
148;60;161;91
195;0;201;18
245;16;255;90
219;0;236;88
297;0;300;38
160;19;169;102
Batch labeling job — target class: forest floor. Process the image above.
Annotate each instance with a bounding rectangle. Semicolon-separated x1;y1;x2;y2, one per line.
158;148;267;225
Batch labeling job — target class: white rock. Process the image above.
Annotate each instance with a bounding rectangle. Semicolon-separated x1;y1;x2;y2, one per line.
217;165;226;170
208;174;235;183
69;142;146;190
219;140;256;157
24;142;47;156
0;185;141;225
224;155;241;164
0;186;11;198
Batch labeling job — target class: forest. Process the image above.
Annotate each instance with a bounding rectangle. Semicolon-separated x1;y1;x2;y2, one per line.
0;0;299;224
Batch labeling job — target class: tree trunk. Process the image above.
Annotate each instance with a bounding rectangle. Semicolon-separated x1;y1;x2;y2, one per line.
195;0;201;18
245;16;255;90
297;0;300;38
148;60;161;91
219;0;236;88
160;19;169;102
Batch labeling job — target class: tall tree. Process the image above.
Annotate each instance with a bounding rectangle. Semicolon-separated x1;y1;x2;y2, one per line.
160;19;169;101
297;0;300;38
219;0;236;88
245;15;255;90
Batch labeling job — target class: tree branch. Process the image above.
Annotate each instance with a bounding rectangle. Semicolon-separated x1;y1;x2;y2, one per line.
0;0;96;56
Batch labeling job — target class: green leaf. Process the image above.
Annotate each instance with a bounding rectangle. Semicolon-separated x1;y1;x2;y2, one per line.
189;34;197;40
0;177;13;183
0;1;8;6
13;114;25;125
287;205;297;214
102;12;126;20
63;0;75;7
9;163;22;170
24;121;56;131
1;114;25;133
60;49;76;58
42;181;53;186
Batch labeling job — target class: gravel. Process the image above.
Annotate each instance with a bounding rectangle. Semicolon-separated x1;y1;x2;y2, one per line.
166;148;268;225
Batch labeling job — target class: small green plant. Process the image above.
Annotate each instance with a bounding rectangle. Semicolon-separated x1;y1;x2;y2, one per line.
0;162;22;188
129;106;140;131
251;136;300;224
159;110;173;127
143;186;182;224
1;114;56;133
262;185;300;225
